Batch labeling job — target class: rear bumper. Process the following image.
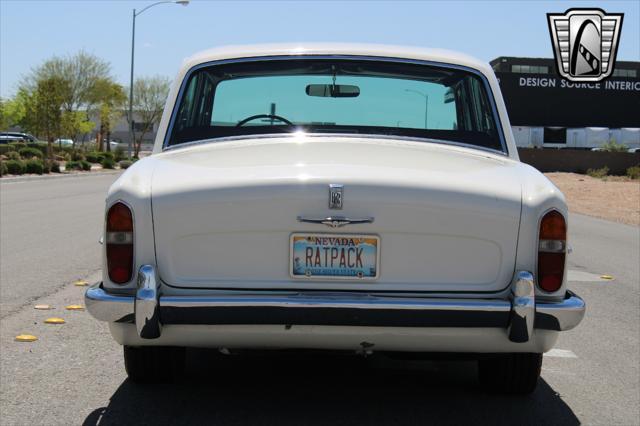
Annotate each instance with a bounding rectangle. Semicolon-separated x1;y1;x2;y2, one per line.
86;266;585;344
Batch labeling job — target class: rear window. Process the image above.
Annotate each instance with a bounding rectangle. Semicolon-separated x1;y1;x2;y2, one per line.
168;58;504;152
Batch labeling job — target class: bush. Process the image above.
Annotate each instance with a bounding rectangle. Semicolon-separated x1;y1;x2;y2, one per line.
4;159;25;175
85;152;102;163
101;151;115;161
7;151;21;160
587;166;609;178
70;151;85;161
26;142;48;156
50;160;61;173
24;159;44;175
600;140;628;152
0;145;16;155
0;161;7;176
18;146;43;159
101;157;115;169
118;160;133;169
114;146;126;161
65;160;81;171
81;160;91;171
627;165;640;180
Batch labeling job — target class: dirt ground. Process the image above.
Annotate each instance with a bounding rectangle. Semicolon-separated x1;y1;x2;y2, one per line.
545;172;640;226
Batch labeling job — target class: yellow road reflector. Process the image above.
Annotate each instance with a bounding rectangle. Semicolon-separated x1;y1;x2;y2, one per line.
65;304;84;311
15;334;38;342
74;280;89;286
44;317;65;324
600;275;614;280
34;304;52;310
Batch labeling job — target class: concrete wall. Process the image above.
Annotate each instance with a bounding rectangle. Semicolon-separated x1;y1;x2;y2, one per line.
518;148;640;175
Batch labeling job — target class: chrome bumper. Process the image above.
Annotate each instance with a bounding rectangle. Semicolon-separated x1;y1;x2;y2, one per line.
86;266;585;343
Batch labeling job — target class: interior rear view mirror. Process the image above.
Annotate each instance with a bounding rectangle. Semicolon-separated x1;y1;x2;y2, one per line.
306;84;360;98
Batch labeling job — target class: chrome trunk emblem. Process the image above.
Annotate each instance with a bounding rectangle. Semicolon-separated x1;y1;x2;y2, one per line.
297;216;374;228
328;184;343;210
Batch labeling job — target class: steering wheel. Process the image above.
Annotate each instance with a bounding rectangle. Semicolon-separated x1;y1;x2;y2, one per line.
236;114;293;127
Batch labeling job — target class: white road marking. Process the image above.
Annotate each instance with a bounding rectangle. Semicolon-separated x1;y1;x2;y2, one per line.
545;348;578;358
567;269;611;282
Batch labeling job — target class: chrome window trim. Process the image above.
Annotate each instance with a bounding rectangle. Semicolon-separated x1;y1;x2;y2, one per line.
162;54;509;155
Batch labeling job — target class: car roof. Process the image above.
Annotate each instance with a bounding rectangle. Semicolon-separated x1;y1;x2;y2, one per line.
182;43;492;75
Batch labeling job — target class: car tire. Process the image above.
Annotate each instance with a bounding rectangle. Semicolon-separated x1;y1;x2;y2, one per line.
124;346;185;383
478;352;542;394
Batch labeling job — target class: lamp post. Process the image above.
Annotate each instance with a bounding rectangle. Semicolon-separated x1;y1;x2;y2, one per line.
128;0;189;158
405;89;429;129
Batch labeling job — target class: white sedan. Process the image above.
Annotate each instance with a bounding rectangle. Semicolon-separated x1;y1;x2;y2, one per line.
86;44;585;393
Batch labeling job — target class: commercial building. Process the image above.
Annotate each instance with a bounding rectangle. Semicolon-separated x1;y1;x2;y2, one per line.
490;57;640;149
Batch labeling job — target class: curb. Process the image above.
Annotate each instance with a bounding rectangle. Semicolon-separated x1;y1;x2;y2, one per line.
0;170;122;184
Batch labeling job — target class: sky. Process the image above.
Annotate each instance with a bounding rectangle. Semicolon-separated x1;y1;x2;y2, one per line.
1;0;639;98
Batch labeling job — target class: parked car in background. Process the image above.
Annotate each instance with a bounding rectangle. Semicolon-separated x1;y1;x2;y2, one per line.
54;138;74;147
86;44;585;394
0;132;38;143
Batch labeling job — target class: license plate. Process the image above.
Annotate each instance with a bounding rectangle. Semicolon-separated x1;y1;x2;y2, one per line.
290;233;380;280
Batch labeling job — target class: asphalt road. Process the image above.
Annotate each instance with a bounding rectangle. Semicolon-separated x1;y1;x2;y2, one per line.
0;175;638;426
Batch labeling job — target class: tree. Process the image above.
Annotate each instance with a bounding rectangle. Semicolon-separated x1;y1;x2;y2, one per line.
0;93;27;131
88;78;127;152
132;76;170;156
21;51;112;143
22;76;70;158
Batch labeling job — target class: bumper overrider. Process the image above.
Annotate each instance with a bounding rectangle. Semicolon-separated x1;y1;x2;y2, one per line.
86;266;585;343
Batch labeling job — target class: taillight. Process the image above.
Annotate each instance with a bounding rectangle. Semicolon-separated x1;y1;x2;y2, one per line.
537;210;566;292
106;202;133;284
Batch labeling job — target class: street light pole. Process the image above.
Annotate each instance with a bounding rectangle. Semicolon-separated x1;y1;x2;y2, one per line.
128;1;189;159
404;89;429;129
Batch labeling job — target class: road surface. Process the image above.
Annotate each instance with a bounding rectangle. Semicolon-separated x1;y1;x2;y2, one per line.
0;174;638;425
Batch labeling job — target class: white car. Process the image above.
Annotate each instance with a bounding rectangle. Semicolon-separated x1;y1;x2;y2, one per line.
54;138;74;146
86;44;585;393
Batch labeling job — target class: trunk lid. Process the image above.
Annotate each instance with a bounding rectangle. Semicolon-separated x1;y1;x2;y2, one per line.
150;137;521;293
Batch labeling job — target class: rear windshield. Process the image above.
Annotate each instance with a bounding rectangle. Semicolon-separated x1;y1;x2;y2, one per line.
167;58;503;152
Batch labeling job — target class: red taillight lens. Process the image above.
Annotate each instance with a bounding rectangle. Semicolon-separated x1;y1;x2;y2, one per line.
538;210;566;292
106;202;133;284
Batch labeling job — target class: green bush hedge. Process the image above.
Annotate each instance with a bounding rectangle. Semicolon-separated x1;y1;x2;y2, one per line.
25;159;44;174
114;146;126;161
0;145;16;155
101;158;115;169
4;159;25;175
85;152;101;163
65;160;81;171
101;151;115;161
81;160;91;171
118;160;133;169
6;151;21;160
70;151;85;161
0;161;7;176
18;147;43;159
627;165;640;180
50;160;61;173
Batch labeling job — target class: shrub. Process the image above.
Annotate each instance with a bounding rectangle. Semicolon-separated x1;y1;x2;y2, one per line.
80;160;92;171
114;146;126;161
627;165;640;180
25;159;44;175
26;142;48;156
0;161;7;176
4;159;25;175
0;145;16;155
65;160;81;171
7;151;21;160
70;151;85;161
85;152;102;163
50;160;61;173
101;151;115;161
118;160;133;169
18;146;43;159
101;157;115;169
600;140;628;153
586;166;609;178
